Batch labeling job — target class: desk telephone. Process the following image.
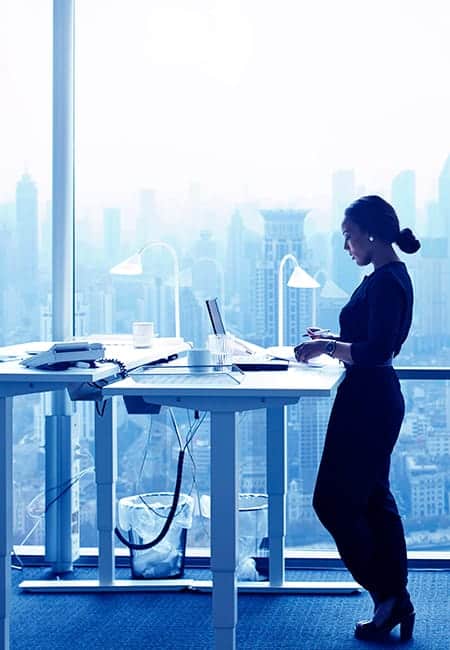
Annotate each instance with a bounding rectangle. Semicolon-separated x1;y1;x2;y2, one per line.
21;342;105;370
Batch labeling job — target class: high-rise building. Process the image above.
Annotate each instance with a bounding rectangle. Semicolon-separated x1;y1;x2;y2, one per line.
136;189;157;246
225;210;244;303
103;207;121;267
412;238;450;352
0;220;15;344
331;230;361;295
332;169;356;226
178;286;206;348
255;209;310;348
15;172;40;339
317;277;349;333
225;212;263;337
331;170;360;294
391;170;416;231
405;457;446;519
190;230;223;304
296;397;331;494
438;154;450;239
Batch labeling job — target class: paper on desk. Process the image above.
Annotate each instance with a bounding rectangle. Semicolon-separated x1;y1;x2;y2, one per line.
266;346;340;368
265;345;296;361
293;354;341;368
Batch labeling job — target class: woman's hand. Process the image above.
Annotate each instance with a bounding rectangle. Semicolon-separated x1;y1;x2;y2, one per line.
304;326;330;339
294;339;326;363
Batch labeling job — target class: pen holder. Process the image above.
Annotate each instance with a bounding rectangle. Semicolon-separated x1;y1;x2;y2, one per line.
207;334;232;368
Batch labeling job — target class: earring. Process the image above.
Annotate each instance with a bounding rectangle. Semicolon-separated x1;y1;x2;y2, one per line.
368;235;374;242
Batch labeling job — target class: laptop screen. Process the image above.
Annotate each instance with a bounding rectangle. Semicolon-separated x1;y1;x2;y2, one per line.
205;298;226;335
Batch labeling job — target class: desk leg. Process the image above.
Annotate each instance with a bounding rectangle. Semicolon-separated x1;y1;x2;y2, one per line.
95;397;117;585
266;406;286;586
210;411;238;650
0;397;12;650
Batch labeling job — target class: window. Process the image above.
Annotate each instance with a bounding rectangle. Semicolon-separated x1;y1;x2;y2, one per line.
6;1;450;555
1;0;52;546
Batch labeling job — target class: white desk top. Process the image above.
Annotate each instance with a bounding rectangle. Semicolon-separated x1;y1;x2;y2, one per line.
104;362;344;400
0;338;190;385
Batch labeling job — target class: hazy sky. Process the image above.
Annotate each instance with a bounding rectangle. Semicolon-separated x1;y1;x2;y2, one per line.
2;0;450;228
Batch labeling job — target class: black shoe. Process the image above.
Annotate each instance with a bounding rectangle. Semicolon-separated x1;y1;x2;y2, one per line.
355;594;415;642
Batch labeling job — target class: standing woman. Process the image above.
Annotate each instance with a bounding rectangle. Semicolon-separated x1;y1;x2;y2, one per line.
294;195;421;642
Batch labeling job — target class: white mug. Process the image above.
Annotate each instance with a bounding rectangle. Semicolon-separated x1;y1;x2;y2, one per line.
132;321;154;348
188;348;212;372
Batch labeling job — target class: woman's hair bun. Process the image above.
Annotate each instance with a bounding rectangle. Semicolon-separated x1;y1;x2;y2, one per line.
396;227;421;254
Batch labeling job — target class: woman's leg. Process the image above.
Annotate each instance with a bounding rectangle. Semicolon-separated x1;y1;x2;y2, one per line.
312;372;408;598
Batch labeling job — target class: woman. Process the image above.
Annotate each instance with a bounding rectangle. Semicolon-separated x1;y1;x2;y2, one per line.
294;195;421;642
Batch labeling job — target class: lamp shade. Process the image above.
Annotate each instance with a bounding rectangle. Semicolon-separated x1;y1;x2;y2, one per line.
287;265;320;289
109;253;143;276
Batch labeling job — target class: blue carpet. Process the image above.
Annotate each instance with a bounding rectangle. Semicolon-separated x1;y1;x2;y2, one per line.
10;567;449;649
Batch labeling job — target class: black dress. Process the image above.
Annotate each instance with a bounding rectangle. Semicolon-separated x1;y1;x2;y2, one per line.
313;261;413;600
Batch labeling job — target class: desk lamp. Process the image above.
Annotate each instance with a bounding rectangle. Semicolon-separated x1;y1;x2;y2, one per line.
110;241;181;338
278;254;319;346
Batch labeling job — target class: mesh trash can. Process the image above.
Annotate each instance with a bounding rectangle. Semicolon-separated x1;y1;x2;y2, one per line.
200;492;268;581
238;493;269;580
118;492;194;579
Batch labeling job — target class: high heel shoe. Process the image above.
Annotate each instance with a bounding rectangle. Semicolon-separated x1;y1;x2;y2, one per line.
354;594;415;641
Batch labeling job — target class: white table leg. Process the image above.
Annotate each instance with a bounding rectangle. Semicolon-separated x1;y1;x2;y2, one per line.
266;406;286;586
94;397;117;585
0;396;13;650
45;405;76;573
210;411;238;650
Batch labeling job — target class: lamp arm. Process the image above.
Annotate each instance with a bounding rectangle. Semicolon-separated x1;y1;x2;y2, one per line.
278;253;299;347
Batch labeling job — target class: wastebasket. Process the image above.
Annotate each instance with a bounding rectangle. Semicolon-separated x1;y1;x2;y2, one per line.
200;492;268;581
118;492;194;579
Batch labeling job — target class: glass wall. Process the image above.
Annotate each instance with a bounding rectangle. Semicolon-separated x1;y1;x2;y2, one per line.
73;0;450;554
5;1;448;553
1;1;52;546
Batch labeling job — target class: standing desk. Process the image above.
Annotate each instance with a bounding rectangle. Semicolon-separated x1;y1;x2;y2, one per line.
94;363;359;650
0;338;189;650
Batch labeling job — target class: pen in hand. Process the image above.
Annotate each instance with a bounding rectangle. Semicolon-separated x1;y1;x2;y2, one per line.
302;328;331;338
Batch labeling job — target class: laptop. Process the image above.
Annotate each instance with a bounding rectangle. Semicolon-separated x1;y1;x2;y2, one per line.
205;298;289;371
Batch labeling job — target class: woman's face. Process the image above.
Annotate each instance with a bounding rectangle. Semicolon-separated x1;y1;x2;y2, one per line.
341;218;372;266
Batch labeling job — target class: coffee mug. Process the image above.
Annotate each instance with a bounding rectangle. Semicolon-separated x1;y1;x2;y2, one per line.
132;321;154;348
187;348;212;372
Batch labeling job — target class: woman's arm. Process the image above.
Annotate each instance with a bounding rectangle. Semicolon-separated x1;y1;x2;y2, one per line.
294;338;353;364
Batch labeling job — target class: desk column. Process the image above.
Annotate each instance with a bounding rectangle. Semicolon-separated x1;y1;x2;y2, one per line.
94;397;117;585
266;406;286;586
0;396;13;650
210;411;238;650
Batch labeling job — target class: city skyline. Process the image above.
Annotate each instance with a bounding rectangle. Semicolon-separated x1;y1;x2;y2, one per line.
2;1;450;211
2;155;450;246
2;165;450;554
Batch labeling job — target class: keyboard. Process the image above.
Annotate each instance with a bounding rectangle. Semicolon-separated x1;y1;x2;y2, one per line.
132;371;242;386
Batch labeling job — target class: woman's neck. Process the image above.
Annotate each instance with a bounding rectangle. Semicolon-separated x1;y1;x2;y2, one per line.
371;245;400;270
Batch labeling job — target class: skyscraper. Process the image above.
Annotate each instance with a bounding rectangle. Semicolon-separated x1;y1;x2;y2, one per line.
15;172;40;339
391;170;416;231
103;207;121;267
225;210;244;303
438;154;450;240
331;170;359;294
136;189;157;246
332;169;356;226
256;209;309;347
